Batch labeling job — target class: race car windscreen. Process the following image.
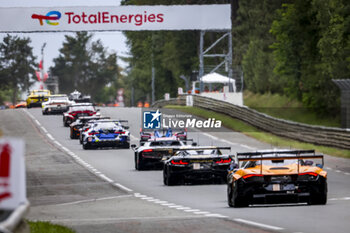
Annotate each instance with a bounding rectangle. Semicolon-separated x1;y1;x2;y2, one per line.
150;141;181;146
70;106;95;112
244;158;301;168
50;96;68;101
93;122;119;130
183;149;220;156
34;91;49;95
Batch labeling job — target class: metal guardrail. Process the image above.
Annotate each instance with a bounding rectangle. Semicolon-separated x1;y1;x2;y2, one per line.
153;95;350;150
0;202;30;233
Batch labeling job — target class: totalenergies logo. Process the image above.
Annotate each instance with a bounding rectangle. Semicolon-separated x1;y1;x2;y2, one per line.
31;11;61;26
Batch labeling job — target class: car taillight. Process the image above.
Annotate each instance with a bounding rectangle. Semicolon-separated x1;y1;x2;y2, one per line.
143;149;153;153
299;172;318;177
115;131;125;134
216;158;232;164
88;132;99;135
298;172;319;181
171;160;189;165
242;174;263;179
84;128;90;132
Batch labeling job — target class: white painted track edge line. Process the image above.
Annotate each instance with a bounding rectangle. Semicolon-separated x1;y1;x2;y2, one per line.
114;183;133;192
234;218;284;231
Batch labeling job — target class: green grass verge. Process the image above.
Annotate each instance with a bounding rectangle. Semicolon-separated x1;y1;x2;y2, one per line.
28;221;76;233
244;91;341;127
165;105;350;159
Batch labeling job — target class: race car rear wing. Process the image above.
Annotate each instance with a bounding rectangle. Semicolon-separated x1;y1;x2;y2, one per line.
141;127;187;131
237;150;316;157
236;150;324;174
132;145;231;153
78;116;110;120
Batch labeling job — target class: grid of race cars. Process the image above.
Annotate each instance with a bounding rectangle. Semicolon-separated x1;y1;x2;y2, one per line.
38;93;328;208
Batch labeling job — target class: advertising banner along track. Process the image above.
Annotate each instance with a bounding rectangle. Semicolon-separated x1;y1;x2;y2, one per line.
0;5;231;32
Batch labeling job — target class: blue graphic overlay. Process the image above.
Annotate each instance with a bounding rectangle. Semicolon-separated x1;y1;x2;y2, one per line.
143;110;162;129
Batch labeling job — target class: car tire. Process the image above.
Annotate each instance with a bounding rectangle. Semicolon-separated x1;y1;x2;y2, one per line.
70;129;74;139
134;153;138;170
227;183;234;207
83;141;93;150
309;180;327;205
27;104;31;109
229;180;249;208
136;154;145;171
163;166;177;186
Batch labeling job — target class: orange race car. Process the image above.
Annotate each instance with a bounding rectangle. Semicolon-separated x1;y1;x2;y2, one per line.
227;150;327;207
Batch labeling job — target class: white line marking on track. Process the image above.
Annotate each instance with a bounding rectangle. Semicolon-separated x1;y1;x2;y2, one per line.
240;144;256;150
114;183;133;192
194;211;210;215
99;174;114;183
205;214;227;218
335;170;342;173
176;207;191;210
203;132;219;141
219;139;238;145
147;199;160;202
130;134;138;141
134;194;146;198
168;205;183;208
154;201;168;204
46;133;54;140
161;203;175;206
54;141;62;147
234;218;284;231
40;126;48;133
345;172;350;175
329;197;350;201
203;132;256;150
184;209;200;212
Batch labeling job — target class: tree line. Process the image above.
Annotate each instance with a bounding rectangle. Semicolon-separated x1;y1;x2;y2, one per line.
0;32;122;105
122;0;349;115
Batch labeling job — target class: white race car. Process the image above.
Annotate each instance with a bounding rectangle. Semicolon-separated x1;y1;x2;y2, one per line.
42;94;72;115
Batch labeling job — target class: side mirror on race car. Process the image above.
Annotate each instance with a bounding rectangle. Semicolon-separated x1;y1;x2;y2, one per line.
316;163;323;169
131;144;137;149
191;142;197;146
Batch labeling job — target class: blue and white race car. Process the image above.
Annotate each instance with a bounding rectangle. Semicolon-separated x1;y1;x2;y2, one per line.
82;121;130;149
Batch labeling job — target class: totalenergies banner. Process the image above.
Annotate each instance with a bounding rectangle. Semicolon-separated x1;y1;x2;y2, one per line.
0;5;231;32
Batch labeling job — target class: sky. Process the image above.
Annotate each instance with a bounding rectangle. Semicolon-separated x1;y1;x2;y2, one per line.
0;0;129;72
